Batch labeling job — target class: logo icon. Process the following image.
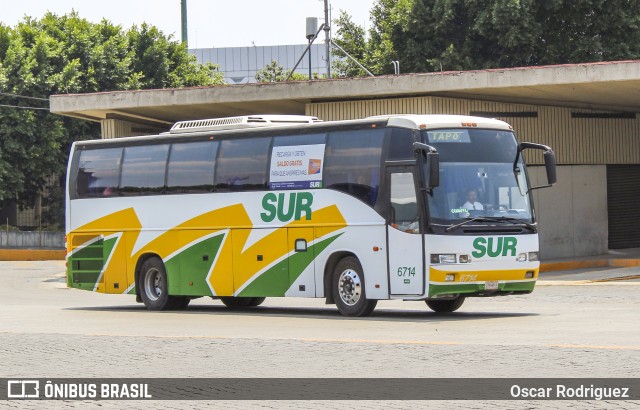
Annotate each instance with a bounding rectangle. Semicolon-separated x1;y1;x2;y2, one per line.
308;159;322;175
7;380;40;398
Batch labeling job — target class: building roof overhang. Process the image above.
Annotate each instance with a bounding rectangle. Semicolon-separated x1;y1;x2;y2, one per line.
50;60;640;126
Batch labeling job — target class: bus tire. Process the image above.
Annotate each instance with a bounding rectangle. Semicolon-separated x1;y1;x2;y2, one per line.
220;297;260;308
246;297;266;307
139;257;176;311
332;256;377;317
425;296;465;313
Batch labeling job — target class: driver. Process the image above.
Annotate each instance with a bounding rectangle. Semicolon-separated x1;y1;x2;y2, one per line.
462;188;484;211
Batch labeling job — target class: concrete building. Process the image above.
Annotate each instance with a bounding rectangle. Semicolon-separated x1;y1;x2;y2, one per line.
50;60;640;259
190;44;327;84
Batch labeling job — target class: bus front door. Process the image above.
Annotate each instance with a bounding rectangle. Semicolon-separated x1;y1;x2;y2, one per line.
386;167;424;296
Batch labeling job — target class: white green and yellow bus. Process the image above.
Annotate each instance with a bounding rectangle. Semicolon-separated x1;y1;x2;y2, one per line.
65;114;556;316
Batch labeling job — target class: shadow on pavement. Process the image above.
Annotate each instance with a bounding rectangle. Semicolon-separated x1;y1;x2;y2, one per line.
65;304;537;323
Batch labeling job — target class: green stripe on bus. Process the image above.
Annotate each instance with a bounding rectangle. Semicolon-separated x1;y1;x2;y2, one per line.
68;236;118;290
239;233;342;297
428;280;535;297
166;233;225;296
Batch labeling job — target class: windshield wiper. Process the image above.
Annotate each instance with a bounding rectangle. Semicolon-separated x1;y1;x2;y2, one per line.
444;216;536;232
445;217;492;232
485;216;536;231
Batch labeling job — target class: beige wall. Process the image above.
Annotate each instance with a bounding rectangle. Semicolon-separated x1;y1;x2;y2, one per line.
529;165;608;259
306;96;640;165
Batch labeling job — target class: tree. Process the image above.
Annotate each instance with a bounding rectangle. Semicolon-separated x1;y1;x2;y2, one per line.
0;12;225;227
333;0;640;75
255;60;318;82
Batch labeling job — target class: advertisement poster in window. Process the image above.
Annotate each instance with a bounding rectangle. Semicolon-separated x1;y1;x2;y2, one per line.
269;144;325;189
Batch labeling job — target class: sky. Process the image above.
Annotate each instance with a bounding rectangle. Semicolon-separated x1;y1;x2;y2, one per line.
0;0;376;48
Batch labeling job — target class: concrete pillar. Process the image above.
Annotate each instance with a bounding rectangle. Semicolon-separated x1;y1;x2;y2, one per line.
101;119;134;139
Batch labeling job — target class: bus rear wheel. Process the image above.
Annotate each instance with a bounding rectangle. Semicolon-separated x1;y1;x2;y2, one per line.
425;296;465;313
139;257;178;311
332;256;377;317
220;297;265;308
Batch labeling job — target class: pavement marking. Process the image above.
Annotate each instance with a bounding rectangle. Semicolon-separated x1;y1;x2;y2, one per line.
592;275;640;282
544;343;640;351
537;280;640;286
8;331;638;351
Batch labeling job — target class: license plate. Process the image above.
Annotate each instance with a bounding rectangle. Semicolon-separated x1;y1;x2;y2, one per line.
485;281;499;290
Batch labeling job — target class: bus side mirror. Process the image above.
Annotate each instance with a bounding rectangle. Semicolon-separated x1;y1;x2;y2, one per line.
517;142;557;192
413;142;440;189
544;151;557;185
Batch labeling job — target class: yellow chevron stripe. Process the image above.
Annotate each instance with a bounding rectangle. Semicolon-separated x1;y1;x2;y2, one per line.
429;267;538;283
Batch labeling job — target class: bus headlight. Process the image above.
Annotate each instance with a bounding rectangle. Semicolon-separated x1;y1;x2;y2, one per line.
517;253;527;262
528;252;539;261
458;254;471;263
430;254;456;264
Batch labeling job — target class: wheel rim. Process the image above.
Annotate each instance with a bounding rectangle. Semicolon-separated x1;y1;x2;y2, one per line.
338;269;362;306
144;268;162;302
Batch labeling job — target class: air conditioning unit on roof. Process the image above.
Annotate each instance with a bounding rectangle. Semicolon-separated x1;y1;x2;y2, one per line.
169;115;321;134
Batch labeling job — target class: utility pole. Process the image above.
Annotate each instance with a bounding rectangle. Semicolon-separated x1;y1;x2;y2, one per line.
181;0;188;46
324;0;331;78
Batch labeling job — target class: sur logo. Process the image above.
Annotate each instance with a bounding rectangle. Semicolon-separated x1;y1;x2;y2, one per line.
261;192;313;223
472;237;518;258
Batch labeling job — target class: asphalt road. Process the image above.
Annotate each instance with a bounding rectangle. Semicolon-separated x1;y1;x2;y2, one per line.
0;261;638;409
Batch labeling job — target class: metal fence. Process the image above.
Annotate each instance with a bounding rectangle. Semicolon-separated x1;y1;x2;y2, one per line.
0;231;64;249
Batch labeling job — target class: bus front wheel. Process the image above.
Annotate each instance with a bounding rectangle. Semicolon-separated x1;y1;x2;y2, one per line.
425;296;465;313
332;257;377;317
139;257;178;311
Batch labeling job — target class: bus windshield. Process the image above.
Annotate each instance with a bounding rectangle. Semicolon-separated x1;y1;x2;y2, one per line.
422;128;533;226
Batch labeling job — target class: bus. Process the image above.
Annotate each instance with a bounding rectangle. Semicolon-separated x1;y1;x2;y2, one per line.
65;114;556;317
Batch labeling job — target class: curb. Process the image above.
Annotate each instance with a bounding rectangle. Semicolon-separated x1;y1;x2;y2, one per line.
0;249;66;261
540;258;640;272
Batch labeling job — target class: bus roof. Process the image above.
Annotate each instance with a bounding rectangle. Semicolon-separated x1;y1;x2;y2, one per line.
75;114;513;146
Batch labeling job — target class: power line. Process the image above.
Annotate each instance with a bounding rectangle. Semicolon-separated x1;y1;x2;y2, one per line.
0;104;50;111
0;92;49;102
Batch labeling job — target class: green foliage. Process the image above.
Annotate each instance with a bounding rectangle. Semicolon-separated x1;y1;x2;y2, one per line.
0;12;225;226
255;60;320;82
333;0;640;75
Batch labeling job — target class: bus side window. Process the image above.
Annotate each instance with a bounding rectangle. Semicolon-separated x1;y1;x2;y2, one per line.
75;147;123;198
323;128;384;206
390;172;419;233
119;144;170;196
387;128;415;161
215;137;271;191
166;141;218;193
